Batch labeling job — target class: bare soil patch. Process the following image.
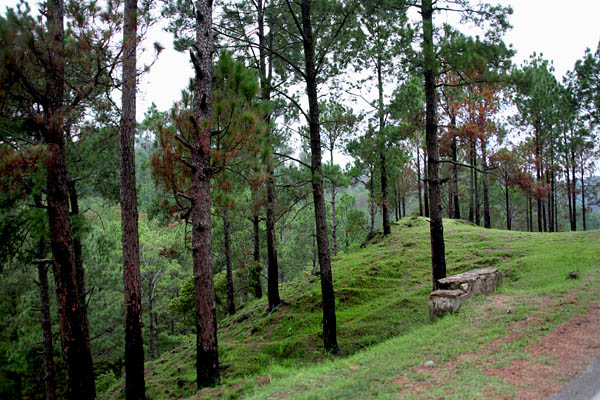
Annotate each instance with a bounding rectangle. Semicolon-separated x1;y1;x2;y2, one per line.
395;294;600;399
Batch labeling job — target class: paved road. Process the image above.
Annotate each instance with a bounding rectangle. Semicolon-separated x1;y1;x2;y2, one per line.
549;355;600;400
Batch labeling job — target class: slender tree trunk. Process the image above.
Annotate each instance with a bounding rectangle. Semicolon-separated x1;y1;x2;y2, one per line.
377;59;391;235
67;179;90;345
424;157;430;218
528;196;533;232
447;172;453;218
369;171;375;231
223;210;235;315
566;159;573;230
120;0;145;396
380;152;390;234
402;196;406;218
417;143;423;217
44;1;96;397
393;181;399;221
452;136;460;219
535;133;543;232
571;151;577;231
422;0;446;290
505;184;511;231
36;238;57;400
474;154;480;225
252;214;262;299
265;169;281;310
301;0;338;353
542;198;547;232
581;164;586;231
481;141;491;229
191;0;219;387
423;151;429;218
469;144;474;223
148;298;155;360
330;150;338;255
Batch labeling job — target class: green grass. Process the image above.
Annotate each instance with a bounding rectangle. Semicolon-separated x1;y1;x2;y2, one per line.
98;218;600;400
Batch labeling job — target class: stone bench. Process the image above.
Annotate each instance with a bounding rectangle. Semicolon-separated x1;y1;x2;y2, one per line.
429;268;502;320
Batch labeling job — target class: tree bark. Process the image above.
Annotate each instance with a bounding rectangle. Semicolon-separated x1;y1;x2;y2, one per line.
472;142;480;226
266;169;281;310
581;163;586;231
571;150;577;231
301;0;338;353
223;210;235;315
451;136;460;219
417;142;423;217
377;58;390;235
44;1;96;397
67;179;90;345
422;0;446;291
36;238;57;400
469;143;474;223
481;140;491;229
423;151;429;218
329;149;339;255
120;0;145;397
148;302;154;360
252;214;262;299
369;169;375;231
257;0;280;310
191;0;219;388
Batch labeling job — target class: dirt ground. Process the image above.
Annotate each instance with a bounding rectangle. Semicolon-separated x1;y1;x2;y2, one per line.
396;294;600;399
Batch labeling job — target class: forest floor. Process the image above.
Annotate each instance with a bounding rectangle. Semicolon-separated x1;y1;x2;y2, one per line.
98;218;600;400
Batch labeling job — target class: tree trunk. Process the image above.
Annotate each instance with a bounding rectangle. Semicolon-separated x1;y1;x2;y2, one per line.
380;152;391;234
581;164;586;231
191;0;219;387
301;0;338;353
417;142;423;217
469;143;474;223
422;0;446;291
535;133;543;232
447;172;453;218
423;151;430;218
528;196;533;232
36;238;57;400
473;142;480;226
67;179;90;345
120;0;145;396
402;195;406;218
504;179;511;231
257;0;275;306
329;149;339;256
571;150;577;231
377;58;390;235
452;136;460;219
252;214;262;299
369;170;375;231
481;141;491;229
44;1;96;397
266;168;281;310
223;210;235;315
566;160;573;230
148;302;154;360
393;181;399;221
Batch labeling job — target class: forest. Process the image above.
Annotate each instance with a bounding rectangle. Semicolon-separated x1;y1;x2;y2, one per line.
0;0;599;399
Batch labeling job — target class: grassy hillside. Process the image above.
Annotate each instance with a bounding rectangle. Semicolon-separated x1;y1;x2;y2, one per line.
99;218;600;399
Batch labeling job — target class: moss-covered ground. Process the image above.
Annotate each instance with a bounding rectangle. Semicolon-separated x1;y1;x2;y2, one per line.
99;217;600;399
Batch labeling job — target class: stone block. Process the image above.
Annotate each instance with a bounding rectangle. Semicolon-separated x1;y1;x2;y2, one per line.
429;268;502;320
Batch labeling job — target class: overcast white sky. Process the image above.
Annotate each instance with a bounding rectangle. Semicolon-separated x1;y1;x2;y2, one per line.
3;0;600;122
138;0;600;121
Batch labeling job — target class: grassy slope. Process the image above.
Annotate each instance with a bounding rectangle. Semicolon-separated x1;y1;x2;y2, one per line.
100;218;600;399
